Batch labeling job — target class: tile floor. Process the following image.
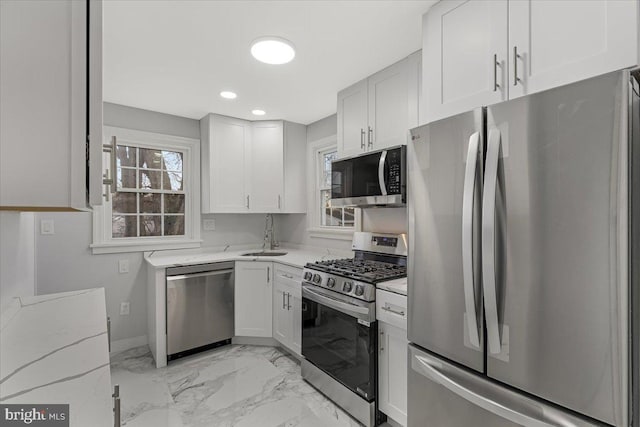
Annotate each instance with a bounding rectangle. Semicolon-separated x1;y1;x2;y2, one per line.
110;344;364;427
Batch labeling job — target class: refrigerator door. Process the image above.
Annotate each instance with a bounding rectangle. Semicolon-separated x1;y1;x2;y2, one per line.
408;345;598;427
408;109;484;372
484;71;630;426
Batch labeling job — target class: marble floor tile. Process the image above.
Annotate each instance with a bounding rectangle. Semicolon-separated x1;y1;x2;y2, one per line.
110;345;363;427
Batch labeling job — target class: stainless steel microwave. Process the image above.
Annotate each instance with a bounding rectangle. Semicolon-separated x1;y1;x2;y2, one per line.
330;146;406;207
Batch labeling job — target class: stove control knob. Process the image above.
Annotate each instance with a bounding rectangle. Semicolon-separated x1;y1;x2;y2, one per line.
304;271;313;281
354;285;365;297
343;281;353;292
327;278;336;288
312;274;322;284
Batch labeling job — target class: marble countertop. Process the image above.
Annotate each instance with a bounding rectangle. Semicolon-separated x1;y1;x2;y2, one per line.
376;277;408;296
145;246;352;269
0;289;112;427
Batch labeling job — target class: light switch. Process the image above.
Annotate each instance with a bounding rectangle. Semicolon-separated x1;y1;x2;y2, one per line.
118;259;129;274
40;219;54;235
203;218;216;231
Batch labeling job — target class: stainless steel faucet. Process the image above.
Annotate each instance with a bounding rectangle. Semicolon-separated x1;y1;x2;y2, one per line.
263;214;278;250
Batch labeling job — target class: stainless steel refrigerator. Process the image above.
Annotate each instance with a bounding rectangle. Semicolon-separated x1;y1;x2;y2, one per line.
407;70;639;427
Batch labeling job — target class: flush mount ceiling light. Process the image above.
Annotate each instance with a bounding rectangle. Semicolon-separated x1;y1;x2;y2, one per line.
220;91;237;99
250;36;295;65
252;109;266;116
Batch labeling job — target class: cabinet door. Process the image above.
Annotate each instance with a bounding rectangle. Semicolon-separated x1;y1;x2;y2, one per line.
234;262;272;337
272;281;292;346
509;0;639;99
207;115;250;213
337;79;368;159
423;0;508;123
249;121;284;212
379;322;408;426
0;0;89;209
368;59;410;151
290;291;302;356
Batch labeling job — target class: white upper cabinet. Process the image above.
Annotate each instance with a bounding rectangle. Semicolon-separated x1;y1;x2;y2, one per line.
249;121;284;213
423;0;639;123
0;0;103;210
200;115;306;214
337;53;420;159
423;0;508;123
508;0;639;99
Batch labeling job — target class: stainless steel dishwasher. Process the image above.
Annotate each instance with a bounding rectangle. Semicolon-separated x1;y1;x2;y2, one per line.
166;262;234;361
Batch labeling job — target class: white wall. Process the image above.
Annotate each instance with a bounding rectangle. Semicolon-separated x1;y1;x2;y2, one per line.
33;103;267;345
0;212;35;313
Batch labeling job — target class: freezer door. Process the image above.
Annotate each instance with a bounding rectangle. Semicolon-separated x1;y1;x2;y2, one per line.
408;345;598;427
408;110;484;372
484;71;630;426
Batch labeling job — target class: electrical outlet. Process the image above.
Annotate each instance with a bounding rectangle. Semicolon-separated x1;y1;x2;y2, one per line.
203;218;216;231
120;302;130;316
40;219;55;235
118;259;129;274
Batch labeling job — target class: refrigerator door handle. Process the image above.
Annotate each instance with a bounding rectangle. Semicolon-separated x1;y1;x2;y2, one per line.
378;150;388;196
462;131;481;348
412;354;559;427
482;128;502;355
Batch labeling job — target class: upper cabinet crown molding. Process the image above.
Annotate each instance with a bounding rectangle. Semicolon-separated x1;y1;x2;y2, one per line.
200;114;306;214
423;0;639;123
337;51;421;159
0;0;104;211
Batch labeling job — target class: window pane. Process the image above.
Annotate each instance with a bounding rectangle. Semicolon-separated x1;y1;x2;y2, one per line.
116;145;136;168
162;151;183;172
138;148;163;169
139;170;162;190
117;168;136;189
112;193;137;214
164;172;183;191
164;215;185;236
165;194;185;213
112;215;137;238
140;193;161;213
140;216;162;236
322;151;337;187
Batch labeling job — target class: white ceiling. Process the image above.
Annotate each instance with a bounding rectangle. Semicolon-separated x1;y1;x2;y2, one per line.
103;0;436;125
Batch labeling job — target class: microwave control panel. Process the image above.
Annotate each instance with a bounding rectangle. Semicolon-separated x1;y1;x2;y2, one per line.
387;150;403;194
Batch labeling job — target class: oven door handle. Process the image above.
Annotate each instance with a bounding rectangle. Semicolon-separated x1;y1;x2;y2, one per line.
302;286;371;320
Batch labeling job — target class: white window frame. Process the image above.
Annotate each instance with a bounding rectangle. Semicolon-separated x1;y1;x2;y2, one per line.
91;127;201;254
307;135;361;240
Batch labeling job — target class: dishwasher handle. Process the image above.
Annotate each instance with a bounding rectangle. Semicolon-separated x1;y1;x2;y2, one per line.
166;269;234;282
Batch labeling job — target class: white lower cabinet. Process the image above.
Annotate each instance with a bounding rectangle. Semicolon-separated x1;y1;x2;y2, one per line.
235;261;273;337
272;264;302;355
377;289;408;426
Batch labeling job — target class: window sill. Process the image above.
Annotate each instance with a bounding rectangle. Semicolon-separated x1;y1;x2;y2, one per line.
90;239;202;255
308;227;354;241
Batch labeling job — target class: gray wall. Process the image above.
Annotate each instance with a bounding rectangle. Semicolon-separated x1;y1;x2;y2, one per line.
0;212;35;313
34;103;267;344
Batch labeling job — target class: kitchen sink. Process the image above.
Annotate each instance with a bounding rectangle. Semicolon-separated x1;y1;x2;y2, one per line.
241;251;288;257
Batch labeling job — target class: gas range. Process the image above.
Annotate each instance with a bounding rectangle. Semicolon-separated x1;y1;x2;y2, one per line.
302;232;407;302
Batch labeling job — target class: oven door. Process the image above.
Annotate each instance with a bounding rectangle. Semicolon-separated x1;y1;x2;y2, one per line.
301;285;376;401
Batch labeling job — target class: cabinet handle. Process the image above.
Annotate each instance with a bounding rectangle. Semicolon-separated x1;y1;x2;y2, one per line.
246;195;250;209
112;384;121;427
287;293;291;310
493;54;500;92
267;266;270;283
380;330;384;352
278;195;281;210
283;273;294;279
107;316;111;352
360;128;365;149
381;305;405;317
513;46;521;86
282;292;286;309
367;126;373;149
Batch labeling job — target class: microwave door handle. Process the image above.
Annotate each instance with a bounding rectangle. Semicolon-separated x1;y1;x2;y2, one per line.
378;150;388;195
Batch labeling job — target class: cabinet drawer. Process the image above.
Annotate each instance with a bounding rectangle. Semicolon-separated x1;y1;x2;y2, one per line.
274;264;302;297
376;289;407;330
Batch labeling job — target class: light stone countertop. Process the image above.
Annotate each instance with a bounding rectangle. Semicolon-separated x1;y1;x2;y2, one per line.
0;289;112;427
376;277;408;296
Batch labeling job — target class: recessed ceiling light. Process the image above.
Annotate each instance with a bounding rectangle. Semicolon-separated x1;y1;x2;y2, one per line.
250;36;295;65
252;109;266;116
220;91;237;99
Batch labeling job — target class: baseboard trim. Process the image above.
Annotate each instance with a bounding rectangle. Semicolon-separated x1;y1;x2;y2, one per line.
232;336;278;347
110;335;148;355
